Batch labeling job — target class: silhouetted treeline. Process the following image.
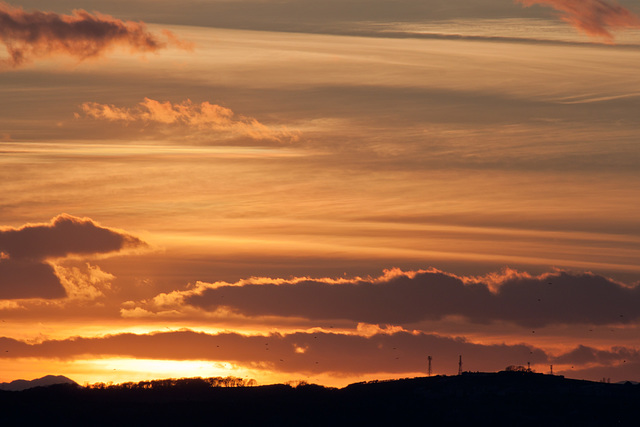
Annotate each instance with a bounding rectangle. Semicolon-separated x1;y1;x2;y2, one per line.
1;372;639;426
88;375;256;390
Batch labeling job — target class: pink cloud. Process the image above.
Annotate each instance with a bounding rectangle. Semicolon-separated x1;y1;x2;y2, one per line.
517;0;640;42
0;2;192;67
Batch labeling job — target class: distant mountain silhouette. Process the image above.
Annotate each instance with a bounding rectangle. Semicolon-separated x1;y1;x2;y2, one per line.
0;372;638;426
0;374;77;391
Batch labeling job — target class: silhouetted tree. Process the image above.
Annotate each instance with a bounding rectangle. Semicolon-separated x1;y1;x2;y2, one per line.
504;365;528;372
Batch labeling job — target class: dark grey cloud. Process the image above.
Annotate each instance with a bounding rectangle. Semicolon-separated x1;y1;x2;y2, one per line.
185;270;640;327
0;214;145;299
0;213;143;261
0;260;64;299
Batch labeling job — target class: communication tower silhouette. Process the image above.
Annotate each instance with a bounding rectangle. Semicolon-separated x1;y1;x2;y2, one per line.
458;355;462;375
428;356;432;377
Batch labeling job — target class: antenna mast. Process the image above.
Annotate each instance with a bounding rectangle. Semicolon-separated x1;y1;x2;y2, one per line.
458;355;462;375
428;356;432;377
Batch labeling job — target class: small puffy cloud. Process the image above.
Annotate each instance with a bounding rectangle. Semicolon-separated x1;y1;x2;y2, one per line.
517;0;640;42
80;98;299;143
0;2;192;67
0;214;145;299
183;268;640;327
53;263;115;301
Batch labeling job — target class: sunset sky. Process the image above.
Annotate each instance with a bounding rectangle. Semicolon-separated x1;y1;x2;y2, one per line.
1;0;640;387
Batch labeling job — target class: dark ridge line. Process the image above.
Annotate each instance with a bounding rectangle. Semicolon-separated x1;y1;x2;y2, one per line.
2;372;638;425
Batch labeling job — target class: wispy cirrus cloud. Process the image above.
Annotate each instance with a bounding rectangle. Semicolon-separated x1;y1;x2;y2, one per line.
80;98;299;143
0;214;145;300
0;2;192;67
141;268;640;327
517;0;640;42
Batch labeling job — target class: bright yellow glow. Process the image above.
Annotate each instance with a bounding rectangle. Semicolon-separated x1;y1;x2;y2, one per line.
0;357;429;388
0;358;250;386
88;358;244;382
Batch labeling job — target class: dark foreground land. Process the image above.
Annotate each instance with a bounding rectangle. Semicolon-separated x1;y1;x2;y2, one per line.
1;372;638;426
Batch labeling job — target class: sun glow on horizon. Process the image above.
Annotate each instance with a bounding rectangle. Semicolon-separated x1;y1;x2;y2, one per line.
0;356;428;389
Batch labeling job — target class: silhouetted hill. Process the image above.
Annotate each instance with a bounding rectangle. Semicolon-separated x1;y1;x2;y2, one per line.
0;372;638;426
0;374;77;391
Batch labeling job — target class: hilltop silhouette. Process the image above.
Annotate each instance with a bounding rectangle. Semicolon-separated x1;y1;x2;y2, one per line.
0;372;638;426
0;374;77;391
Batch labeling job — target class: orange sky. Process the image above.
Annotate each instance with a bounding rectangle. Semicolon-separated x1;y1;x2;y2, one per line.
1;0;640;387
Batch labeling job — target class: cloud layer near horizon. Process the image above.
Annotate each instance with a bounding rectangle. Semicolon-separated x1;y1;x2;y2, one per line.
174;269;640;327
0;329;550;375
517;0;640;41
0;329;636;376
0;2;190;67
0;214;145;299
